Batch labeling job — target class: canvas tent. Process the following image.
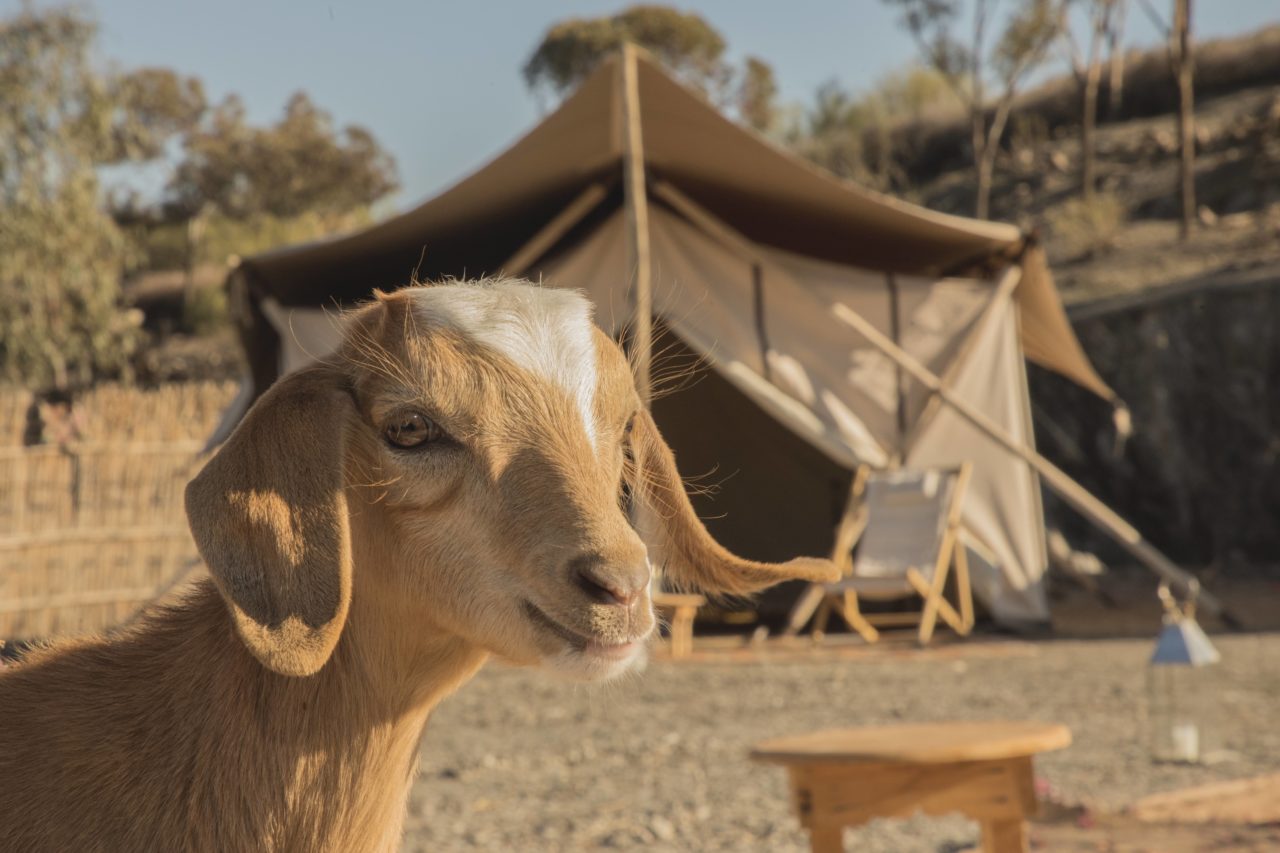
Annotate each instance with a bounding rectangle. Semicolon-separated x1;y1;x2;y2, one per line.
222;51;1123;626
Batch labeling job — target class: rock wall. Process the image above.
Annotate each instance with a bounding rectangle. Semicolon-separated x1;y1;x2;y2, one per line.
1030;272;1280;572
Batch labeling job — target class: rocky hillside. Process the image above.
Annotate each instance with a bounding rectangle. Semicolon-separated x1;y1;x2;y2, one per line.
908;27;1280;574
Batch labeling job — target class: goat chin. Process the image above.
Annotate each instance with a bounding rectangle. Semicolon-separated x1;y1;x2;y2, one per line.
539;633;653;682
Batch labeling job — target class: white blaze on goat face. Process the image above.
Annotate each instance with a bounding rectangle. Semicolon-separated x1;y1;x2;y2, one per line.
406;282;600;449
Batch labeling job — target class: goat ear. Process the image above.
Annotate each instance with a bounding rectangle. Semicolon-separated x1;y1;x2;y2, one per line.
186;367;355;677
632;408;840;596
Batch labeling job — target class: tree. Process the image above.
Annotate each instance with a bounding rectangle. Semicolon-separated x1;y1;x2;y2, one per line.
168;92;397;225
522;5;776;130
1061;0;1121;202
1170;0;1195;240
106;67;207;162
788;66;957;191
524;5;728;97
737;56;778;133
154;90;397;308
886;0;1062;219
0;6;142;390
1137;0;1195;239
1105;0;1128;118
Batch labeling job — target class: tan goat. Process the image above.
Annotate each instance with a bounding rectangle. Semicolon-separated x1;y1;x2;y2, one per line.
0;280;838;851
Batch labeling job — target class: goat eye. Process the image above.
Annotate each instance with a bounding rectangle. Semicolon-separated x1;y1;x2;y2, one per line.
384;412;441;449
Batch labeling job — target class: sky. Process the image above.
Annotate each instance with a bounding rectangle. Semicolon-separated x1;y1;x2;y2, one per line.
16;0;1280;210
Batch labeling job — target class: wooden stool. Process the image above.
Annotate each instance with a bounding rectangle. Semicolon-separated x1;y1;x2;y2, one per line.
652;592;704;658
751;720;1071;852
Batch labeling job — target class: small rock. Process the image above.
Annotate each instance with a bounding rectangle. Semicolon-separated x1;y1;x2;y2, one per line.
1049;150;1070;172
649;815;676;841
1198;204;1218;227
1148;129;1177;154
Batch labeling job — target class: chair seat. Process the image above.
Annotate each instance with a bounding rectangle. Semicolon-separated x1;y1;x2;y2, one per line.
828;576;914;598
784;462;977;646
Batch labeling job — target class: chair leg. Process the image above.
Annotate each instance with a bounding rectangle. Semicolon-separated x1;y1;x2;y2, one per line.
839;589;879;643
954;539;975;634
782;583;828;638
912;554;952;645
812;596;833;643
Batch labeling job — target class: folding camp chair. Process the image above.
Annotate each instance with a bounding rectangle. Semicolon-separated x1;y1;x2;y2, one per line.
789;463;975;645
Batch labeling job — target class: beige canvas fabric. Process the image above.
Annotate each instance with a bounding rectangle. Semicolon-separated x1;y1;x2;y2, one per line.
534;211;1048;621
907;282;1049;620
538;207;993;467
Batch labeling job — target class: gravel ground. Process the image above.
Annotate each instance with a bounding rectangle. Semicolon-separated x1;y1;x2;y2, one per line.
403;633;1280;852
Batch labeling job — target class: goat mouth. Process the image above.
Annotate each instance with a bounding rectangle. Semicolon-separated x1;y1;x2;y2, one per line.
522;601;643;659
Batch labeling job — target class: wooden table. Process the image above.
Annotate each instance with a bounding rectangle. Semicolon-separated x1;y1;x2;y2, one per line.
751;720;1071;852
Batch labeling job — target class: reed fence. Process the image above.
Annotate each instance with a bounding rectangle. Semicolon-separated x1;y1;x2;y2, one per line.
0;382;238;640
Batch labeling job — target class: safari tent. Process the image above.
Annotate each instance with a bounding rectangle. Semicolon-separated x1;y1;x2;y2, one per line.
220;50;1126;626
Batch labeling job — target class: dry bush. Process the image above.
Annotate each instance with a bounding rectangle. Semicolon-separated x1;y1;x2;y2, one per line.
75;381;238;443
1046;191;1126;258
0;380;238;447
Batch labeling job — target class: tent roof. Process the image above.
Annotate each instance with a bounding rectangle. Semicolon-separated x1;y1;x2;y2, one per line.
236;50;1113;403
241;51;1024;304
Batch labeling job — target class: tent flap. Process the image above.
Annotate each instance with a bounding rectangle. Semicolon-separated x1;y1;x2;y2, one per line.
1017;244;1117;401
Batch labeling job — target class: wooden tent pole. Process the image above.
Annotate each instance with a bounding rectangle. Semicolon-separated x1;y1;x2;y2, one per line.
831;302;1226;618
652;180;761;264
499;182;609;277
620;43;653;404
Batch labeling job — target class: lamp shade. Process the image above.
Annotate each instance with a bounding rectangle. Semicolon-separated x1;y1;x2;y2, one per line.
1150;618;1220;667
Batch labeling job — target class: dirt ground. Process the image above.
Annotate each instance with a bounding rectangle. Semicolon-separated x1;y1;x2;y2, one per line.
402;630;1280;852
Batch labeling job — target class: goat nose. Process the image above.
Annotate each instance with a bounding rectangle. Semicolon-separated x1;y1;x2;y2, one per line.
569;553;649;607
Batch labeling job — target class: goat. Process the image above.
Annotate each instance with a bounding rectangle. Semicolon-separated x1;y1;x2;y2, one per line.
0;280;838;851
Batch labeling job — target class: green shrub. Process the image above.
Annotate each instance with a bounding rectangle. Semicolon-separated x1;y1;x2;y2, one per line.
182;284;228;336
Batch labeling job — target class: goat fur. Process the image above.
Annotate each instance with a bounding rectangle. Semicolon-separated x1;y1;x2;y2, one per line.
0;280;837;851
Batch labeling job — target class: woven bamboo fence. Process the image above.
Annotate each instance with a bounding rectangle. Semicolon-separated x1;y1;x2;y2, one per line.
0;382;238;640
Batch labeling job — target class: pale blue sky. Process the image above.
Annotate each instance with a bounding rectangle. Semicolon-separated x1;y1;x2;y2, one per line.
17;1;1280;208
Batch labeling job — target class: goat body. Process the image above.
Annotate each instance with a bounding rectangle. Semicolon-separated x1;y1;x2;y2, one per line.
0;280;837;850
1;585;484;850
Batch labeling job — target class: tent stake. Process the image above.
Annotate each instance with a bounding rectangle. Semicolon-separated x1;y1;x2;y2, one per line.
831;302;1229;620
619;44;653;404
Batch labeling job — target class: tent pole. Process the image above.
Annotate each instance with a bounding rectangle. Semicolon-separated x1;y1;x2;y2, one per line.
653;180;761;264
499;182;609;277
620;43;653;405
831;302;1228;619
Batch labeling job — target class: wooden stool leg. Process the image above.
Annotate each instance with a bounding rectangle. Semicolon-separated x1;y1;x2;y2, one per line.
670;606;694;658
807;824;844;853
980;818;1027;853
